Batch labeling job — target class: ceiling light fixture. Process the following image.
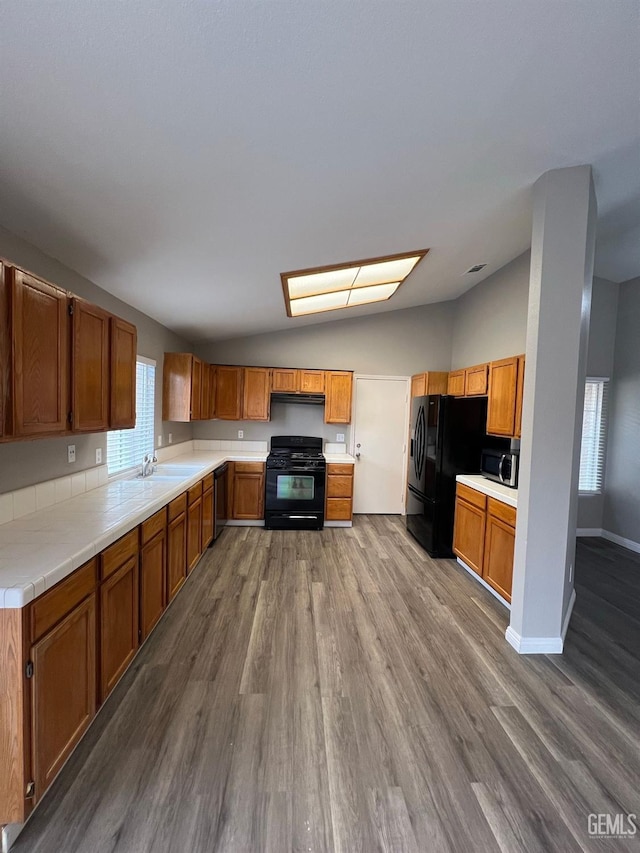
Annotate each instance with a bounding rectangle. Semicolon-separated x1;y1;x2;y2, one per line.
281;248;429;318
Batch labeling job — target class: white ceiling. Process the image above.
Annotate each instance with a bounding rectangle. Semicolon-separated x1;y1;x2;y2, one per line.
0;1;638;342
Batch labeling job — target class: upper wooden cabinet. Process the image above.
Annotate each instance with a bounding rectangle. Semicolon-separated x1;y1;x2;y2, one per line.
411;371;449;398
324;371;353;424
487;356;523;437
464;363;488;396
243;367;271;421
215;365;243;420
514;355;525;439
447;369;465;397
71;298;110;433
271;368;299;392
300;369;325;394
9;268;70;436
162;353;204;422
110;317;137;429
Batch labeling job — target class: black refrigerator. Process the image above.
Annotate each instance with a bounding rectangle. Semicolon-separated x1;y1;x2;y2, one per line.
406;394;487;557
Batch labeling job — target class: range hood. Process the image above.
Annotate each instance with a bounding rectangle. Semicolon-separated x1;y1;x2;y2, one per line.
271;392;325;406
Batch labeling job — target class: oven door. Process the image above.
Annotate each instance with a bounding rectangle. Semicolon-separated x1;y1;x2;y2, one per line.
265;468;326;528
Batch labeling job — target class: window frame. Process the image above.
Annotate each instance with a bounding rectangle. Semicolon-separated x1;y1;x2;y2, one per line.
578;376;609;496
107;355;156;478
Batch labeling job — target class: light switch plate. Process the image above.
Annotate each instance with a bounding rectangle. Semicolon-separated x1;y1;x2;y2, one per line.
336;433;345;442
95;448;102;464
67;445;76;464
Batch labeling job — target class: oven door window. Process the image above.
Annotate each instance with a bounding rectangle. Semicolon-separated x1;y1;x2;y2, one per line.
276;475;315;501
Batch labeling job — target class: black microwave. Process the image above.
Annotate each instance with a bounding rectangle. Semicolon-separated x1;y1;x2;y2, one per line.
481;448;519;488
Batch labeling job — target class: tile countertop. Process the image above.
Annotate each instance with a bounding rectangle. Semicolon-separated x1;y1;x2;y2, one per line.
456;474;518;509
325;453;356;463
0;450;357;608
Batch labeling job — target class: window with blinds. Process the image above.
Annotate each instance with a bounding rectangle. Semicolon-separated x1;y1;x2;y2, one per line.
107;358;156;476
579;378;609;494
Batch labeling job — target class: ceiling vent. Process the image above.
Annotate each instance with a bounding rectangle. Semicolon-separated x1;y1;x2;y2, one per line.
464;263;487;274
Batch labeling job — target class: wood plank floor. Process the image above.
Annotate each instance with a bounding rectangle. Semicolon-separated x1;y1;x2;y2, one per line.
13;519;640;852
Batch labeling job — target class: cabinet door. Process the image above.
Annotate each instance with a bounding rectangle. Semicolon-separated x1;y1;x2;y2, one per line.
324;371;353;424
191;357;202;421
100;556;139;702
31;594;96;801
215;366;243;419
411;373;426;398
447;370;465;397
514;355;525;439
167;511;187;601
243;367;271;420
202;487;214;549
187;496;203;572
201;363;211;421
110;317;137;429
425;372;449;395
140;531;166;641
483;514;515;602
12;269;69;436
72;299;110;432
487;357;519;436
464;364;488;396
271;368;298;392
162;353;193;422
232;472;265;519
208;365;217;418
300;369;325;394
452;497;486;575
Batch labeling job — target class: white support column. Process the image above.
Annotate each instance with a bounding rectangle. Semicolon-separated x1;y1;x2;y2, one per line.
507;165;596;654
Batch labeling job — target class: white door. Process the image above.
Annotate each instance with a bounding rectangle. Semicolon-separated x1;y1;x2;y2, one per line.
352;375;410;514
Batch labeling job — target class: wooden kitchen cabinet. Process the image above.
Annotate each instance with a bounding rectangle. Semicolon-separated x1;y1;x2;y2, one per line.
452;484;487;576
202;473;214;549
187;482;203;572
514;355;525;439
326;462;354;521
243;366;271;421
487;356;521;437
99;531;139;702
167;493;188;601
300;369;325;394
230;462;265;519
71;298;110;432
140;509;167;641
410;371;449;398
483;498;516;603
464;363;488;396
324;371;353;424
447;369;465;397
271;368;298;392
110;316;137;429
10;268;70;436
162;353;205;422
201;362;211;422
215;365;243;420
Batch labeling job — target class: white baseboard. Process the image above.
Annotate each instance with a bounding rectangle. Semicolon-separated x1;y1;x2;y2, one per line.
576;527;603;537
505;626;564;655
601;529;640;555
325;521;353;528
2;822;24;852
456;557;510;609
562;588;576;642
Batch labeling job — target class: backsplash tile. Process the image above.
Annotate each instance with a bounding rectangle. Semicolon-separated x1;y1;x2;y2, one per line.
35;481;57;511
13;486;36;519
0;494;12;526
71;472;86;497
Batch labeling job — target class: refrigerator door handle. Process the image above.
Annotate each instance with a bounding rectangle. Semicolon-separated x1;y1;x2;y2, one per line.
410;438;414;458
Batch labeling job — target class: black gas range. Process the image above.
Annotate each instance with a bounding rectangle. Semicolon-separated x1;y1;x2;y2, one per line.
265;436;326;530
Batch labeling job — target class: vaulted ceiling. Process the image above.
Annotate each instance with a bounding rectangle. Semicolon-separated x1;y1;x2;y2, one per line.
1;1;638;342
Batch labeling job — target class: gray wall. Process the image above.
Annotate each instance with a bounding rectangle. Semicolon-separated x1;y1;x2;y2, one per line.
577;276;619;530
193;401;343;445
450;252;530;369
602;276;640;544
0;226;193;493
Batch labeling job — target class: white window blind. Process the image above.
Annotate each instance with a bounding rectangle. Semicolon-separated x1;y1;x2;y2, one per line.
107;358;156;476
579;378;609;494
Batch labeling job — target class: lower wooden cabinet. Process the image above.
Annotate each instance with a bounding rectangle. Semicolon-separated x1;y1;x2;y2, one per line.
187;485;203;572
167;493;188;601
140;509;167;641
325;462;354;521
30;594;96;800
230;462;265;519
202;476;214;548
453;484;516;602
99;551;139;702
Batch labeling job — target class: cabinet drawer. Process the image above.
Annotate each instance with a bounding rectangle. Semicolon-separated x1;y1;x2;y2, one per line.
326;498;353;521
100;529;139;580
203;472;214;492
487;497;516;527
326;463;354;476
456;483;487;510
141;508;167;545
327;475;353;498
233;462;265;473
188;481;203;504
30;558;97;643
168;492;187;521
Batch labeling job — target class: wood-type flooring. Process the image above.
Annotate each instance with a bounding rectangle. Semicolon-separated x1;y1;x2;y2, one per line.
13;519;640;852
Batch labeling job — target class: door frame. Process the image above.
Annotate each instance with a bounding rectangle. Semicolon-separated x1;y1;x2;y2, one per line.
351;374;411;515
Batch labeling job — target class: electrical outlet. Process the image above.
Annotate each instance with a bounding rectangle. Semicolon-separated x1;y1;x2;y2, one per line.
67;444;76;464
336;433;345;442
157;435;163;447
168;433;173;444
95;448;102;464
238;430;244;439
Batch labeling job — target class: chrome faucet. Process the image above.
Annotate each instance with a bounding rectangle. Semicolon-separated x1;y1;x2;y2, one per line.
141;453;158;477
